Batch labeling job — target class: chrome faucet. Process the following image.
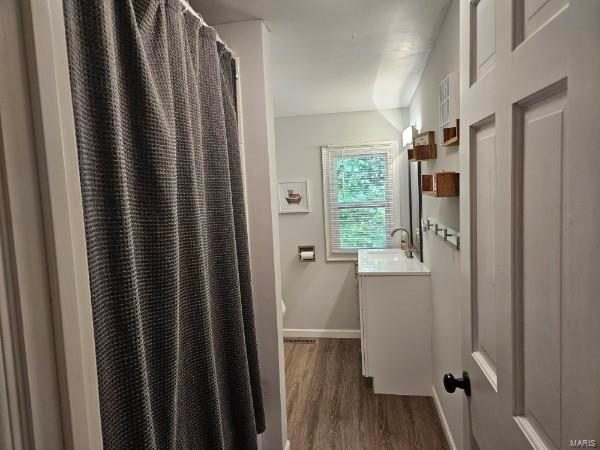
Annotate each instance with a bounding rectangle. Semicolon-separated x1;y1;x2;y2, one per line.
390;227;413;258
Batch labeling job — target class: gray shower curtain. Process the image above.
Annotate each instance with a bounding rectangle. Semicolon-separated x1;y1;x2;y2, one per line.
63;0;265;448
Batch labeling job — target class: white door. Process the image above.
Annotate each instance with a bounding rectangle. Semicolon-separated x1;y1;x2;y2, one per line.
458;0;600;448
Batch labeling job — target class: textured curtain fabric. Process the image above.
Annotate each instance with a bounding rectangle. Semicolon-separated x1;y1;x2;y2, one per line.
63;0;265;448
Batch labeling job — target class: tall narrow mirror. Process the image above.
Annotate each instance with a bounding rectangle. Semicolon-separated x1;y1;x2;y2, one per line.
408;161;423;261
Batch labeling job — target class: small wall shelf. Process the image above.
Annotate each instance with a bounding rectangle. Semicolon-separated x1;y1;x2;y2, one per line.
422;172;459;197
408;145;437;161
442;119;460;146
409;130;437;162
439;72;459;147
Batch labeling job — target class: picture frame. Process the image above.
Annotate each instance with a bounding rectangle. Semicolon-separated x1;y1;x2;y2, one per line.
278;179;310;214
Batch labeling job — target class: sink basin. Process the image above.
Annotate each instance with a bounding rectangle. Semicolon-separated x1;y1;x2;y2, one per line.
357;249;430;276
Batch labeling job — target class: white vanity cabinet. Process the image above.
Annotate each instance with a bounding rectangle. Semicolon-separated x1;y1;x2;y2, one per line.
357;249;432;396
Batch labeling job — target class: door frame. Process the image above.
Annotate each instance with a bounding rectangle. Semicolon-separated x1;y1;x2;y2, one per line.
18;0;104;448
1;0;97;447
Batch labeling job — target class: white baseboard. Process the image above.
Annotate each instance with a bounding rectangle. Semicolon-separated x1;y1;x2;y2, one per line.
283;328;360;339
432;384;457;450
285;439;290;450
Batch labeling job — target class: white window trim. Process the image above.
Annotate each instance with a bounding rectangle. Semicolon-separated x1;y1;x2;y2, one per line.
321;141;401;262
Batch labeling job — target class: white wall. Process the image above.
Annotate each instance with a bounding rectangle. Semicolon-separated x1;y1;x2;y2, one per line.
215;20;287;450
275;109;409;332
407;1;463;449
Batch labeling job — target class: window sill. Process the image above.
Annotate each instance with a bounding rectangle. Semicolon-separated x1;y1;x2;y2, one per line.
326;253;358;262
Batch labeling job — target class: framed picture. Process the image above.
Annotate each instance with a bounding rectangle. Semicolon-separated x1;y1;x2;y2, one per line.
278;179;310;214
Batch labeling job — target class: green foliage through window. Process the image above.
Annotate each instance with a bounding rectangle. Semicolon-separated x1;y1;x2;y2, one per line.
338;207;387;249
334;152;389;250
336;155;387;203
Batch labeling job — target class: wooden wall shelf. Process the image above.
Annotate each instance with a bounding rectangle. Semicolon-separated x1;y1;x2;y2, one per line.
410;130;437;161
442;119;460;146
421;174;434;193
422;172;459;197
413;131;435;146
408;144;437;161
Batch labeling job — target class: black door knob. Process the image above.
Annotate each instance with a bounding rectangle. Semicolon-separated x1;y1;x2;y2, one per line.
443;372;471;396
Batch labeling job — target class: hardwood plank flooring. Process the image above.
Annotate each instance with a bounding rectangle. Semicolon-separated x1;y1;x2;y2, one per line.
284;338;449;450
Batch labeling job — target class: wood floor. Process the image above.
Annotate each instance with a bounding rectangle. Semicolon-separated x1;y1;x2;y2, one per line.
284;338;449;450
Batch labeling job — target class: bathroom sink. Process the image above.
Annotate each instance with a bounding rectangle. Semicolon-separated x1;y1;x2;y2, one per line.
357;249;430;276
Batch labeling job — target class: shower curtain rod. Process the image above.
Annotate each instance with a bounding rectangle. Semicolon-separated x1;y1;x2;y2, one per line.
177;0;235;56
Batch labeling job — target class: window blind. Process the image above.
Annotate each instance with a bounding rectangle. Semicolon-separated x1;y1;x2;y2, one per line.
321;142;399;260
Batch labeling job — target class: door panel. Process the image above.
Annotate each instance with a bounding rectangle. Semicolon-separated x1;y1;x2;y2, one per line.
472;120;498;389
471;0;496;84
476;0;495;79
516;0;568;44
516;89;566;448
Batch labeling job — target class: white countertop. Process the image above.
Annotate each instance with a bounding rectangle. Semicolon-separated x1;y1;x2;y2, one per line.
357;249;431;276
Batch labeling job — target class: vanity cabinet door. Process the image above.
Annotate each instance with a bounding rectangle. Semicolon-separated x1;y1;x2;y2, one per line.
360;275;432;395
358;275;369;377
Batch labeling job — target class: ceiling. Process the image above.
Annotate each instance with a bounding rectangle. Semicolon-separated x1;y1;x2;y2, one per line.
192;0;451;117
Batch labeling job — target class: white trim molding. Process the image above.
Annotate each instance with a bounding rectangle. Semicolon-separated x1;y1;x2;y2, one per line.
0;0;69;447
431;385;457;450
285;439;291;450
21;0;103;448
283;329;360;339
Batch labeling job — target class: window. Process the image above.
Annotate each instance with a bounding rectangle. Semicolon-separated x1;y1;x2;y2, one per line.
321;142;400;261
